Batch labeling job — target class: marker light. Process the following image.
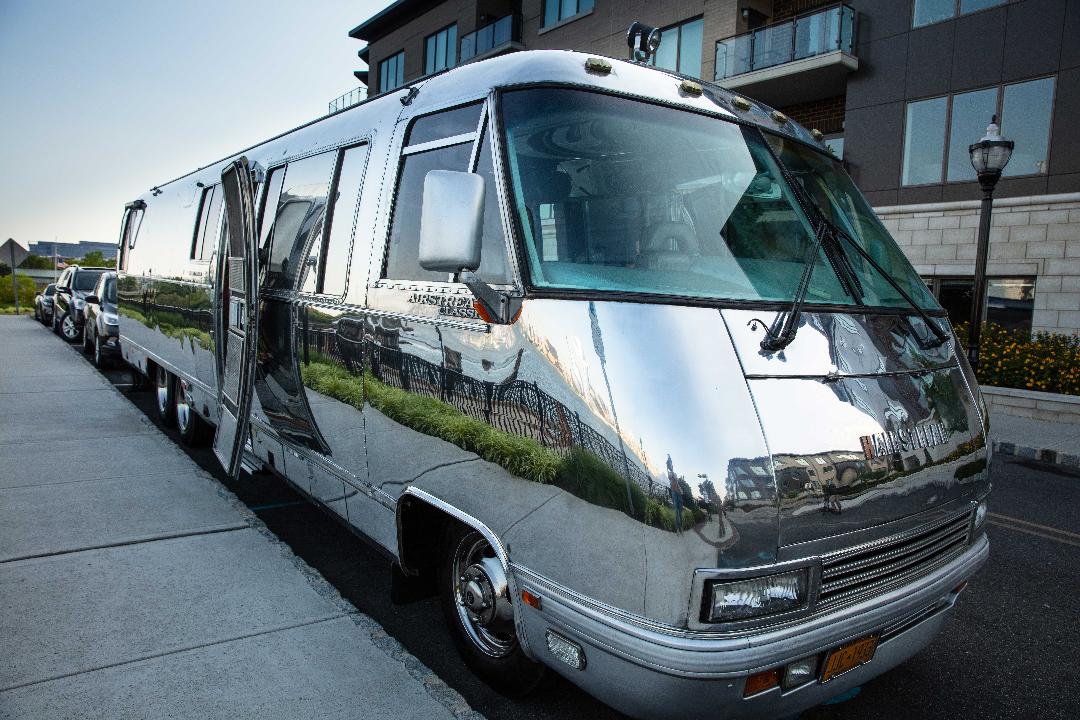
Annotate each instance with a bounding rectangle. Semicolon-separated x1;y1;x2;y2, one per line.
521;589;542;610
545;630;585;670
743;668;781;697
783;656;819;689
704;569;808;623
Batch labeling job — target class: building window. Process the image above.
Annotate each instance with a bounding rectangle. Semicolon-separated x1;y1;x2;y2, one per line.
925;276;1036;333
379;51;405;93
902;97;948;186
424;24;457;75
543;0;593;28
913;0;1007;28
902;77;1055;186
651;18;704;78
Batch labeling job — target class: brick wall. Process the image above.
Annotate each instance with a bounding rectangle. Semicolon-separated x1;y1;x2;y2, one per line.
772;0;838;22
779;94;845;134
876;194;1080;334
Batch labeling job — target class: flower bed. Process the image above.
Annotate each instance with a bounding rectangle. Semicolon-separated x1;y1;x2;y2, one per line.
954;322;1080;396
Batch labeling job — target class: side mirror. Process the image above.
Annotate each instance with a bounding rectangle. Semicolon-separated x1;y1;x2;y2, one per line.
418;170;484;273
85;295;99;305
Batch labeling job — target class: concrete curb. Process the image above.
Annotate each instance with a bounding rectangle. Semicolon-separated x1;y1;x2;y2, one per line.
992;440;1080;469
90;346;485;720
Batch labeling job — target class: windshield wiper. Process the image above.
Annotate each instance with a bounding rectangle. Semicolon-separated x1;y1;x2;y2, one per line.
755;222;829;352
823;219;950;348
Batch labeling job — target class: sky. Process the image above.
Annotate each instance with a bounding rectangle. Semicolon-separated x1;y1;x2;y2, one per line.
0;0;387;251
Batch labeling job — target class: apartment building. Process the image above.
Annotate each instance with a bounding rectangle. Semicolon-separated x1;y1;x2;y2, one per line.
345;0;1080;335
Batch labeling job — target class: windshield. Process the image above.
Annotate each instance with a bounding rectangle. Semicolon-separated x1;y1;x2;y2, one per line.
74;270;104;292
764;134;939;310
500;89;933;309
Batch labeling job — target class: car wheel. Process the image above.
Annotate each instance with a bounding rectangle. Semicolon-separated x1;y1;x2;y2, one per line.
83;325;93;355
175;378;210;446
439;523;545;696
155;366;177;427
52;310;61;335
93;334;107;369
59;313;80;342
34;305;40;322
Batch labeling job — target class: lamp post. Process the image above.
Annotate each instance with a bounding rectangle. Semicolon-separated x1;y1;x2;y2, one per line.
966;116;1013;371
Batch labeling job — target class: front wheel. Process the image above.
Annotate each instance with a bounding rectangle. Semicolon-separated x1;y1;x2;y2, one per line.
439;523;544;696
155;366;177;427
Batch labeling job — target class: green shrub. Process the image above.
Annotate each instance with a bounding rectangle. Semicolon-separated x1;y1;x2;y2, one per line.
955;322;1080;396
0;274;37;308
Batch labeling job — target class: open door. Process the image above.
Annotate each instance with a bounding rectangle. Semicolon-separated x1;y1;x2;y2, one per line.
213;157;259;477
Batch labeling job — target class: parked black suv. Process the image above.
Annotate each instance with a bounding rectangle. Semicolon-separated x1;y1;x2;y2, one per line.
34;283;57;325
52;265;110;342
82;272;120;367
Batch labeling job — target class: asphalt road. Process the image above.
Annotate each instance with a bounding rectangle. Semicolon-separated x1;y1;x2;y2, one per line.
54;330;1078;720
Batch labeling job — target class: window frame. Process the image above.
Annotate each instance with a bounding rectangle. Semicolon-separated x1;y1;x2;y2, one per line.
900;75;1057;187
923;274;1036;331
374;95;518;305
189;184;223;262
649;16;705;78
379;50;406;94
911;0;1009;29
302;140;372;300
424;23;458;76
541;0;594;30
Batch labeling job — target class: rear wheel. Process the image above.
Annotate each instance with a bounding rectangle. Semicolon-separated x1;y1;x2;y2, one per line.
175;377;210;446
92;334;108;368
83;325;93;355
439;523;544;696
155;366;177;427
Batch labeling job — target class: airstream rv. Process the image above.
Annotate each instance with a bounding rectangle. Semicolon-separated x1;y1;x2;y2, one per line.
117;47;990;719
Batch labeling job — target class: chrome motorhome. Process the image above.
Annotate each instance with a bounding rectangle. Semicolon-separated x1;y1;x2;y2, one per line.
117;49;990;719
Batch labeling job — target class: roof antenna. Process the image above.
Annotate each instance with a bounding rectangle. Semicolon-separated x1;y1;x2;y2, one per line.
626;22;662;63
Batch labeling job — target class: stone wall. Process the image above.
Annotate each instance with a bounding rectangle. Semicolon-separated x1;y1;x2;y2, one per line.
982;386;1080;425
875;192;1080;335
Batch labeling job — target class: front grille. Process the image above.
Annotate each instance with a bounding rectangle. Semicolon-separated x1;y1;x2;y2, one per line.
818;511;972;611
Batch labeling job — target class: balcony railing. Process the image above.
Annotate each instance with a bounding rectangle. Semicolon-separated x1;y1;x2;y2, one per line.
329;87;367;114
459;14;518;64
715;4;855;81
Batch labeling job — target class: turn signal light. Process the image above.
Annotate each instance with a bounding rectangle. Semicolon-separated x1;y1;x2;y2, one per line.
743;668;781;697
521;589;542;610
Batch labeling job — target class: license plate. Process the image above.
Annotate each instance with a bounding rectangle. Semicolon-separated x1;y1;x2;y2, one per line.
820;635;879;684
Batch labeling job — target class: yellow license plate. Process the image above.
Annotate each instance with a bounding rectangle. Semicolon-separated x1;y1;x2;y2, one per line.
820;635;879;684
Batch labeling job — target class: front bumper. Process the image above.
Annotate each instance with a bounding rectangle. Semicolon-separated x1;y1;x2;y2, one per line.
515;533;988;720
100;332;122;356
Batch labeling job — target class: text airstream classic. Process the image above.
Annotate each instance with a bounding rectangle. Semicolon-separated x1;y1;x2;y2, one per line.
116;45;990;719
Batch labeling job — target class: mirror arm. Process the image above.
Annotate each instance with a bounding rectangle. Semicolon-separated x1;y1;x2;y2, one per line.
460;270;516;324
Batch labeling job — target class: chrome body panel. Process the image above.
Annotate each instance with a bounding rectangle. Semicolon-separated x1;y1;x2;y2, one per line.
116;49;991;718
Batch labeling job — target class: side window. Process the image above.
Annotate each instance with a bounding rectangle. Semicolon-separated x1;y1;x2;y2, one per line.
118;206;144;272
262;151;337;291
190;185;223;261
319;143;370;297
384;102;510;284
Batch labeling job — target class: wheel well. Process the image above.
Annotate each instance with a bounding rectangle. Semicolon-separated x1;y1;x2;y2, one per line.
396;494;456;579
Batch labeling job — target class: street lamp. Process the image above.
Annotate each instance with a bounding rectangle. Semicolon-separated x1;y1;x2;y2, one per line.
966;116;1014;371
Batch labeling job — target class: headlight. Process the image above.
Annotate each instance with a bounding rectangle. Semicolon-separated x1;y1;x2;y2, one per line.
104;313;119;326
974;499;988;529
704;569;809;622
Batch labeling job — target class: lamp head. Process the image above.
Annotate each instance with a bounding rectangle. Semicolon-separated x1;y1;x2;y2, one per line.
968;115;1014;187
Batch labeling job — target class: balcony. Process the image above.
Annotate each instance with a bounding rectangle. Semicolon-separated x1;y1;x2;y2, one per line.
328;87;367;115
714;4;857;106
459;14;521;64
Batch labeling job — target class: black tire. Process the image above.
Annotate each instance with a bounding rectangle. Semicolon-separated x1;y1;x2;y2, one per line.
155;365;177;427
52;309;61;335
92;333;108;369
129;365;150;391
175;378;210;446
439;523;545;696
83;325;93;355
57;312;80;343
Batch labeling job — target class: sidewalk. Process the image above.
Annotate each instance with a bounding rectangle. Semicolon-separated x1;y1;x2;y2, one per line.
0;316;479;720
990;412;1080;468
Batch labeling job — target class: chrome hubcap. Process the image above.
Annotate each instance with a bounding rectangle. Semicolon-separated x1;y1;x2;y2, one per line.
62;315;77;339
94;337;101;364
156;367;169;414
453;535;515;657
176;381;191;433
